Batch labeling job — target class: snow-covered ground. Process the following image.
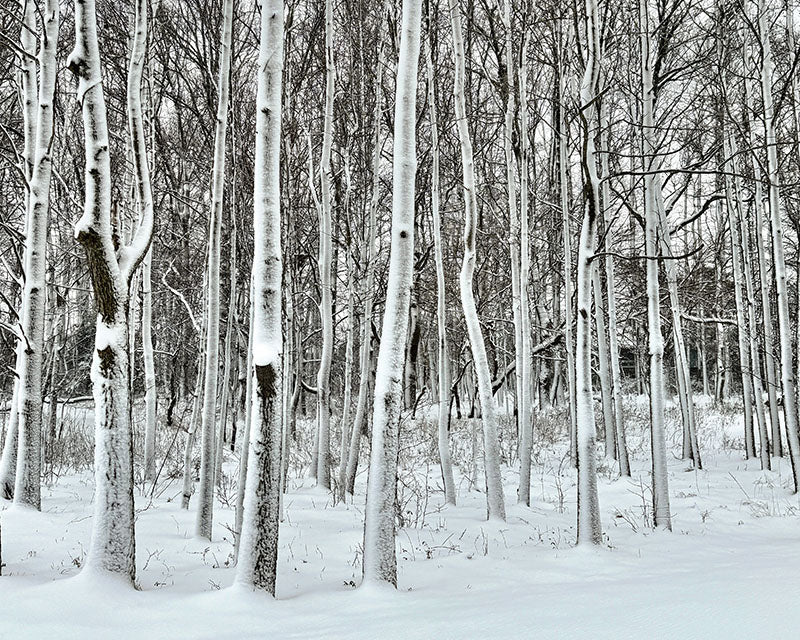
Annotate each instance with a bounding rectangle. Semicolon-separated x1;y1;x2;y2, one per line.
1;397;799;639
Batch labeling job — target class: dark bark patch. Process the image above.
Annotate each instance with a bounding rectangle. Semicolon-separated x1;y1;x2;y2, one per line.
76;226;118;322
97;345;115;377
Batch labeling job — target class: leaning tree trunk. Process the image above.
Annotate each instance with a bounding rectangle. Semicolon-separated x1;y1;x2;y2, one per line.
362;0;422;588
235;0;284;594
68;0;154;581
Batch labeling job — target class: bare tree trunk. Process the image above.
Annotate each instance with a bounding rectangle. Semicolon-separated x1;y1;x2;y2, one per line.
426;27;456;506
196;0;234;540
575;0;603;545
14;0;59;511
235;0;284;593
757;0;800;490
68;0;154;581
640;0;671;530
362;0;422;587
314;0;335;490
449;0;505;522
346;6;386;495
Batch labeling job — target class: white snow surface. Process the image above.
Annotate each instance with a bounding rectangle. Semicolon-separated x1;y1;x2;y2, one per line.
1;396;799;639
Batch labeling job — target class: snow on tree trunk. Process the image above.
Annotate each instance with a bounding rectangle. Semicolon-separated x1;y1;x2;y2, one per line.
362;0;423;587
0;362;21;499
557;38;578;466
314;0;335;490
14;0;59;511
68;0;154;582
196;0;234;540
425;29;456;506
743;45;782;457
235;0;284;594
639;0;671;530
757;0;800;490
142;248;157;483
573;0;603;545
449;0;506;522
345;6;386;495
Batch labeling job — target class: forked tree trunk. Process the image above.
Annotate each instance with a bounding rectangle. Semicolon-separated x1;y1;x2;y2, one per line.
68;0;154;581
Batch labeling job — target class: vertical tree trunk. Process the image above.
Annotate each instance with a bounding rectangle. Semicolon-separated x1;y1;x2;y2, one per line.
345;5;386;495
449;0;505;522
142;246;157;483
315;0;335;490
575;0;603;545
68;0;154;581
426;24;456;506
235;0;284;593
196;0;234;539
757;0;800;490
639;0;671;530
362;0;422;587
14;0;59;511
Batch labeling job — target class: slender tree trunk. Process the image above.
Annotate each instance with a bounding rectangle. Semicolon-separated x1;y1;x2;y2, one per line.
142;247;157;483
235;0;284;593
426;27;456;506
575;0;603;545
640;0;671;530
346;7;386;495
196;0;234;539
362;0;422;587
314;0;335;490
449;0;505;522
757;0;800;490
14;0;59;511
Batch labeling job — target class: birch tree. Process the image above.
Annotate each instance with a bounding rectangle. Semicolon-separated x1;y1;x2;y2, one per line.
68;0;154;581
13;0;59;510
196;0;234;541
362;0;422;587
448;0;505;522
235;0;284;594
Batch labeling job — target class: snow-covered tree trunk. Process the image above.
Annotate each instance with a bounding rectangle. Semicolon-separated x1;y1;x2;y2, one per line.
314;0;335;490
731;144;771;468
195;0;234;540
757;0;800;490
519;44;534;504
235;0;284;594
426;29;456;507
449;0;505;522
639;0;671;530
557;38;578;465
362;0;422;587
599;112;629;476
14;0;59;511
0;373;20;499
68;0;154;581
142;247;157;483
592;261;616;460
216;218;238;487
345;7;386;495
234;289;255;561
575;0;603;545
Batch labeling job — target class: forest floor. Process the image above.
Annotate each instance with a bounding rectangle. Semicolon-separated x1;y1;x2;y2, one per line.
1;396;799;639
